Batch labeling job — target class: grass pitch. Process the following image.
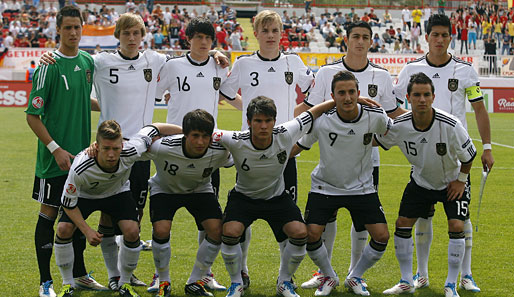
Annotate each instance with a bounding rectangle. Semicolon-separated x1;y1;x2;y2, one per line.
0;106;513;296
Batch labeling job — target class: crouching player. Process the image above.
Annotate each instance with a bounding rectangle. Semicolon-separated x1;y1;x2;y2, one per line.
292;71;392;296
54;121;179;297
144;110;232;297
377;73;476;297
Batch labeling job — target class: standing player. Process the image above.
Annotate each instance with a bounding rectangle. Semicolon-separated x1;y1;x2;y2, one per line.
295;21;405;289
394;14;494;292
154;17;240;292
144;110;232;297
293;71;392;296
217;97;335;297
380;73;476;297
218;10;314;286
25;6;103;297
53;121;168;297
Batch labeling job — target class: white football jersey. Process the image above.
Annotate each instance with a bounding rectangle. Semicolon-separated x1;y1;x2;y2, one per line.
215;111;314;199
93;50;166;138
298;105;392;196
304;58;398;167
394;54;482;128
61;126;159;208
375;109;476;190
143;134;231;195
155;54;229;125
219;51;314;129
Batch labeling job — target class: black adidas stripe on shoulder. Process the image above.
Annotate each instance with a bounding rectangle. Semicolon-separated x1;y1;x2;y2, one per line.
321;58;344;68
363;106;385;113
209;142;227;150
394;113;412;124
236;52;256;60
282;51;299;56
166;53;186;62
75;158;95;175
232;131;251;140
273;126;288;134
120;147;137;157
434;115;457;127
369;61;388;71
406;56;426;65
452;56;472;66
325;107;337;115
161;137;182;147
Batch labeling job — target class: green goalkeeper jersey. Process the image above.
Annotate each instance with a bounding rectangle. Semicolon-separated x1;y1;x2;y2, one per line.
25;50;94;179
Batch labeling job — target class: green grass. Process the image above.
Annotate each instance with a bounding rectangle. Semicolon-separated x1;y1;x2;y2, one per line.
0;107;513;296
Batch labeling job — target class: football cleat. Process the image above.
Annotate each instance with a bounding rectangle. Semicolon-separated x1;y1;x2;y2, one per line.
226;283;244;297
185;281;214;296
241;271;250;289
108;276;120;291
383;280;415;294
141;240;152;251
39;280;57;297
301;270;324;289
413;273;429;289
156;281;171;297
277;281;300;297
130;274;147;286
460;274;481;292
444;283;460;297
344;277;370;296
74;271;108;291
56;284;74;297
315;276;339;296
201;273;226;290
119;283;140;297
147;273;159;293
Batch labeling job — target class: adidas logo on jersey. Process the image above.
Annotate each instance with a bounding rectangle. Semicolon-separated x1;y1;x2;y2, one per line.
74;65;81;72
348;129;355;135
197;72;204;77
128;65;135;70
268;67;275;72
187;163;195;168
432;73;440;78
420;138;428;143
259;154;267;160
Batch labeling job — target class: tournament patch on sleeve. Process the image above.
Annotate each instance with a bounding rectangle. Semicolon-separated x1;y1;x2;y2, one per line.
465;85;483;102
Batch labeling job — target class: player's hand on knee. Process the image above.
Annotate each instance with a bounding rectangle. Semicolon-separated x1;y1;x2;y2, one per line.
85;229;103;246
39;52;56;66
481;150;494;171
357;96;381;108
85;141;98;158
52;148;74;171
447;180;465;201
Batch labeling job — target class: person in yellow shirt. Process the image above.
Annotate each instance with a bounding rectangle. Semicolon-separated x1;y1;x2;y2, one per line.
412;6;423;34
482;19;491;39
508;19;514;43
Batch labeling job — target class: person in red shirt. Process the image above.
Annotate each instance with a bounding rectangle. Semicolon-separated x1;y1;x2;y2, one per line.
215;26;228;49
460;22;468;54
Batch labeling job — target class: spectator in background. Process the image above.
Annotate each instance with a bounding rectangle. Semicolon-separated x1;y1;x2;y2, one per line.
484;36;497;74
361;12;370;23
382;31;393;46
29;31;39;47
460;22;468;54
494;21;502;47
3;31;13;48
26;60;36;82
383;9;392;24
241;36;248;50
93;44;101;54
412;6;422;34
402;39;413;53
44;37;55;48
415;43;424;53
334;12;344;25
410;22;420;49
501;32;511;55
369;41;379;52
509;41;514;55
393;40;401;53
402;5;411;31
154;27;164;49
423;5;431;33
325;31;336;48
368;8;381;28
229;26;242;51
379;44;388;53
468;20;477;50
451;16;457;49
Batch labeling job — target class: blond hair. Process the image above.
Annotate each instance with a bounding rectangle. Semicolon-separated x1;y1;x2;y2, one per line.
253;10;283;32
114;13;146;39
96;120;122;143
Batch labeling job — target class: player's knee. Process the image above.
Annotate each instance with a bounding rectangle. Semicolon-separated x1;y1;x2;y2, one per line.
284;221;307;239
152;222;171;239
396;217;414;228
203;219;222;242
306;225;323;243
222;222;244;238
122;223;140;242
372;229;390;244
448;219;464;233
56;222;74;238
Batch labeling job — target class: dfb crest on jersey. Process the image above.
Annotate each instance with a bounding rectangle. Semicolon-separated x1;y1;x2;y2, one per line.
86;70;91;83
284;71;293;85
202;167;213;178
436;143;447;156
144;69;152;82
213;77;221;90
363;133;373;145
448;79;458;92
368;84;378;97
277;150;287;164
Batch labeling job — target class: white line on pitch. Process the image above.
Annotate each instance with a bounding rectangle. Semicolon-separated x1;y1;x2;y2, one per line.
296;160;514;170
472;138;514;149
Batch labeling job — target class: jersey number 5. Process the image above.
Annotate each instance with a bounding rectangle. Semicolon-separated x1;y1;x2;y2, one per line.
110;69;119;84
